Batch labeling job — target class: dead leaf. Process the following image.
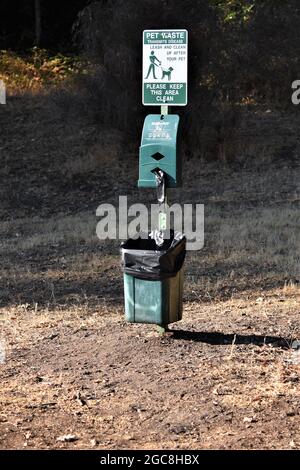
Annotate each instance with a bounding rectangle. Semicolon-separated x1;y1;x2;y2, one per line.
57;434;78;442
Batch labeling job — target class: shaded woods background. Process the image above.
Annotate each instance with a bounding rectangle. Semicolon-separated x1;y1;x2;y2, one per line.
1;0;300;160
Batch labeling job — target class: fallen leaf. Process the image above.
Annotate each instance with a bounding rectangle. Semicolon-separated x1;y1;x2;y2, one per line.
57;434;78;442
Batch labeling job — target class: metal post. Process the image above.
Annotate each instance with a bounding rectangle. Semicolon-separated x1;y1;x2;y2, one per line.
158;105;170;334
161;105;169;116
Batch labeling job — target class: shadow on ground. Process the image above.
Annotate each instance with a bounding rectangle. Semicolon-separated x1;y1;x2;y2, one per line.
170;329;291;348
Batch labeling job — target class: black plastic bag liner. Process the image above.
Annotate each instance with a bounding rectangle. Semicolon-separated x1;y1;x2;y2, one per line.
121;230;186;280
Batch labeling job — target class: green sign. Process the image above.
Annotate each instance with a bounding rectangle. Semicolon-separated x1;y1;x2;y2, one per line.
143;29;188;106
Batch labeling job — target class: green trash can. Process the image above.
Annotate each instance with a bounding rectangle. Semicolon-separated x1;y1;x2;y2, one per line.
123;269;184;325
121;232;186;326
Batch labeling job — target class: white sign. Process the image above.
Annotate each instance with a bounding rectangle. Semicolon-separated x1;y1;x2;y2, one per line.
143;29;188;106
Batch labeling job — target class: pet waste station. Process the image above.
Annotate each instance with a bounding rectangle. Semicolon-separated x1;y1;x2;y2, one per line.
121;29;188;332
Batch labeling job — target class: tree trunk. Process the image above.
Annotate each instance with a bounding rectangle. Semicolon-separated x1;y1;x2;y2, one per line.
34;0;41;46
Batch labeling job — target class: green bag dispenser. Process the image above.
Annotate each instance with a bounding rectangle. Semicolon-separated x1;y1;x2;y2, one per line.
138;114;181;188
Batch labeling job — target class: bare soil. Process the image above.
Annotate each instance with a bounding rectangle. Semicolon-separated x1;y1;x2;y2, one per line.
0;95;300;449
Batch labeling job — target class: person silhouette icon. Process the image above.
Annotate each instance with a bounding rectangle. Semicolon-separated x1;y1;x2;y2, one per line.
145;51;161;79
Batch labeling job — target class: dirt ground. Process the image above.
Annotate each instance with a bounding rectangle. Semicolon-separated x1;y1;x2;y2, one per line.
0;95;300;449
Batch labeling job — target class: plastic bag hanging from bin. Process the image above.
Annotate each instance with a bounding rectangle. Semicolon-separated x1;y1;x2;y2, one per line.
151;168;166;204
121;230;186;280
151;168;167;246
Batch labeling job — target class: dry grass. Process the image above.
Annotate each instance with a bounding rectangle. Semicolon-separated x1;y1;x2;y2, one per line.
0;49;84;94
0;212;97;252
0;190;298;310
207;205;299;272
186;202;299;300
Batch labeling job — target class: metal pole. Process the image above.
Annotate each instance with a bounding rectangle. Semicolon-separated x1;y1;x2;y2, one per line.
158;105;170;334
161;105;169;116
